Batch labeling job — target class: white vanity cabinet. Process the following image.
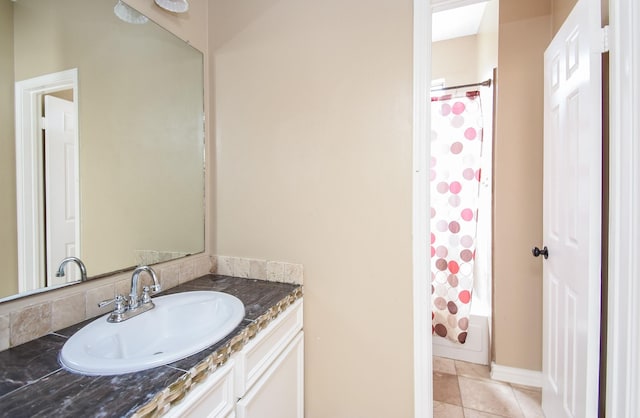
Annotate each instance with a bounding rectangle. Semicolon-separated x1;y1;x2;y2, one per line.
164;299;303;418
235;300;304;418
236;332;304;418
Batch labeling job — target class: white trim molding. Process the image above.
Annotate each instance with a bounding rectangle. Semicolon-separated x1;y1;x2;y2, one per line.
490;362;543;388
412;0;432;416
606;0;640;416
431;0;489;13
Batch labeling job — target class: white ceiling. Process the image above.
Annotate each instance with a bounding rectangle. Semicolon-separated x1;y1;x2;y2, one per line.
432;1;489;43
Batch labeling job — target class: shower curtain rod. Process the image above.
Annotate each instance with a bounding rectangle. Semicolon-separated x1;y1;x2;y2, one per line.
432;78;492;92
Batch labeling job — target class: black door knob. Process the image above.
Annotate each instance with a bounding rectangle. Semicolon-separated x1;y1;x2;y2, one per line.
532;246;549;259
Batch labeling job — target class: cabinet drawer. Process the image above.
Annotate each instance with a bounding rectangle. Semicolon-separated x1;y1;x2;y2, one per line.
164;360;235;418
235;299;303;397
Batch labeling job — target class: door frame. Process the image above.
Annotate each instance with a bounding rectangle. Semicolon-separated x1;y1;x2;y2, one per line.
412;0;432;416
606;0;640;416
411;0;640;416
14;68;79;293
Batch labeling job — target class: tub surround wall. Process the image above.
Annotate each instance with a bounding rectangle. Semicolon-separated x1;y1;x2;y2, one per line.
432;35;480;86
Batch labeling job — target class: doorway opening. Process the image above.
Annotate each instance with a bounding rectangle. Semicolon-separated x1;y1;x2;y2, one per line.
430;0;497;366
14;68;80;292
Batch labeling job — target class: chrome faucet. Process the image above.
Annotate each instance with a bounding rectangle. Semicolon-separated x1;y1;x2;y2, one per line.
128;265;161;310
55;257;88;282
99;265;162;323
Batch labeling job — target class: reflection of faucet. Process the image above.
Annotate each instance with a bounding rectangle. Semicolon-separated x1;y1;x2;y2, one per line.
99;265;162;323
55;257;88;282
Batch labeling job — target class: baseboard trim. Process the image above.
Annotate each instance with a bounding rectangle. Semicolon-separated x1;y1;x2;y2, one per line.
490;362;543;388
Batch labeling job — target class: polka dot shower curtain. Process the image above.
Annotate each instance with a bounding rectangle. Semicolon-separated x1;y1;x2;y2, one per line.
430;90;484;344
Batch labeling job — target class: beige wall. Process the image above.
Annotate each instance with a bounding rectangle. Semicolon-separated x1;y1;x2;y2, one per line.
432;35;479;86
552;0;577;32
127;0;208;52
477;0;499;81
210;0;415;416
552;0;609;35
502;0;551;23
493;1;551;370
0;0;18;297
433;0;498;86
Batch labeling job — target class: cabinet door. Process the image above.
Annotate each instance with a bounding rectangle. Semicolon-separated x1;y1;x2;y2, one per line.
236;300;303;397
236;332;304;418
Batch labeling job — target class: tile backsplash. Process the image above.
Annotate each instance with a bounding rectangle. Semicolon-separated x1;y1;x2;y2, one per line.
214;255;304;285
0;254;303;352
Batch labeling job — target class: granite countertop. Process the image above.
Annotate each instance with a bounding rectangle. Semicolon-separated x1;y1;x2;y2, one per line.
0;275;301;418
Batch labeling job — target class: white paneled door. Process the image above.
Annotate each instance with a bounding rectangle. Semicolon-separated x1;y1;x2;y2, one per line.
541;0;603;416
44;95;79;285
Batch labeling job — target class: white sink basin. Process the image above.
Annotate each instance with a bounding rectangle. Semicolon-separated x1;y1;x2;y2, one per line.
59;291;245;375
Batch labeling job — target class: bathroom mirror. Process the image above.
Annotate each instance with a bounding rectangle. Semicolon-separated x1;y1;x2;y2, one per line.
0;0;205;301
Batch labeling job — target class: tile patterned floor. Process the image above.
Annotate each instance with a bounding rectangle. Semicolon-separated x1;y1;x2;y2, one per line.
433;356;544;418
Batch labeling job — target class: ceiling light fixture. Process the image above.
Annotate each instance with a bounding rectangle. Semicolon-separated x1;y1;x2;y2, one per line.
114;0;149;24
154;0;189;13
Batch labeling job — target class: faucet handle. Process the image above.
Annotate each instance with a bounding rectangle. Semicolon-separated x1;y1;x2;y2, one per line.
98;295;127;314
141;286;152;304
141;284;161;304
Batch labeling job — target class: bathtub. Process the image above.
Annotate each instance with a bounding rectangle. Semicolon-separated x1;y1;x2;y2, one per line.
432;296;490;365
